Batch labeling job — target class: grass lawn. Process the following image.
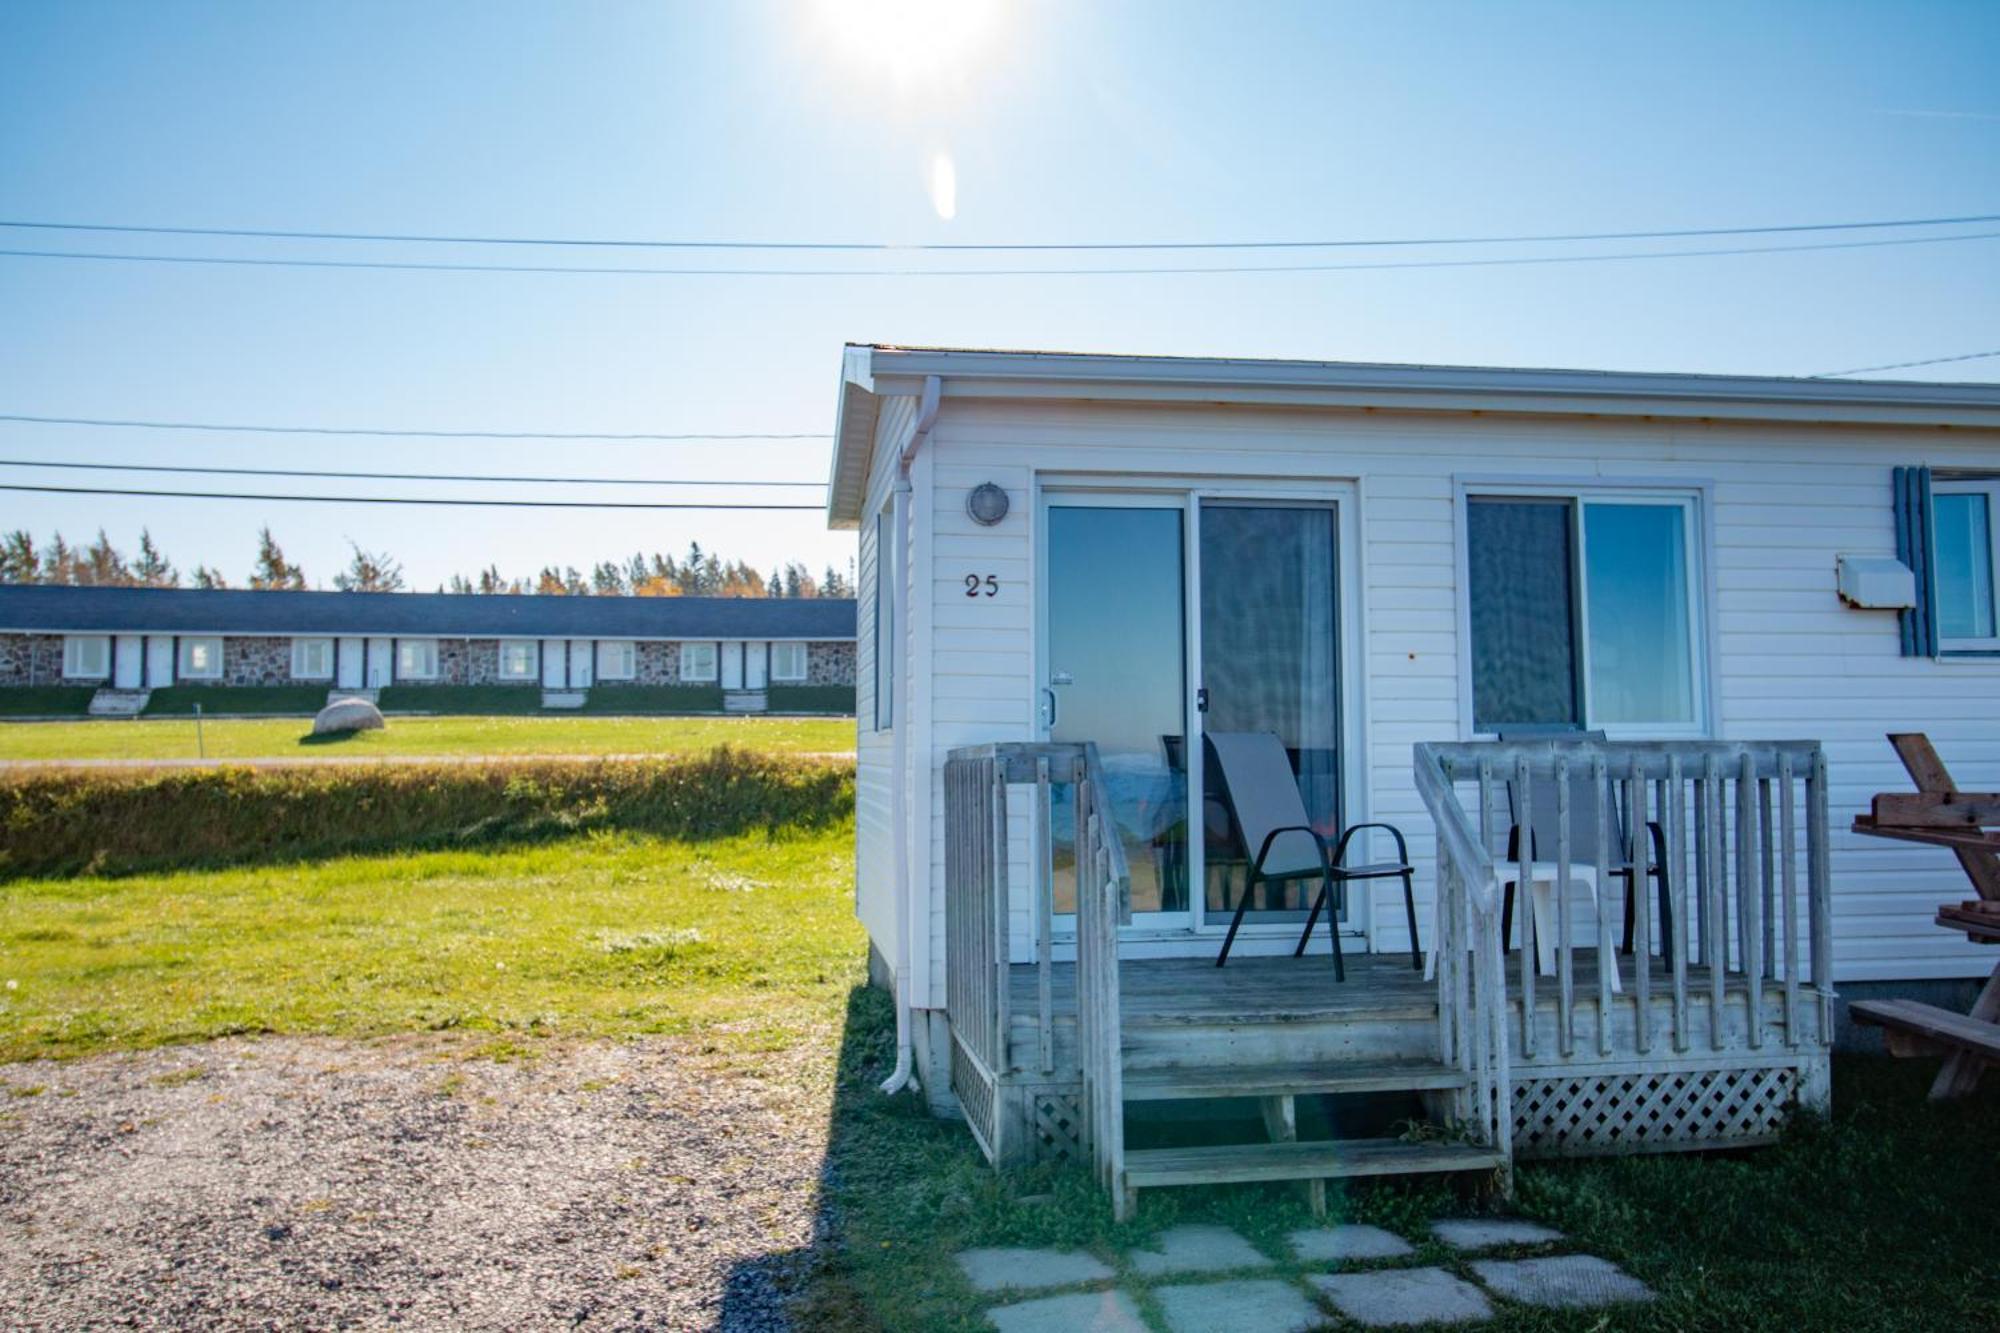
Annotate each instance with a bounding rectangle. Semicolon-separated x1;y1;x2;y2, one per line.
0;826;863;1061
0;712;854;762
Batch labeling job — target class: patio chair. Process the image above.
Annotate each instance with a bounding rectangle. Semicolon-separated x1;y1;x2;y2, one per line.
1205;731;1420;976
1496;728;1675;970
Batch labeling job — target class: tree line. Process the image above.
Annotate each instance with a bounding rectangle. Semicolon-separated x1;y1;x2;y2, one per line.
0;526;854;598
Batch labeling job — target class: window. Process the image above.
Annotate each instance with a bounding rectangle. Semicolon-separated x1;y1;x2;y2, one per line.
63;635;109;678
498;639;538;681
1934;479;1998;646
1466;490;1702;734
874;507;895;729
396;638;439;680
771;641;808;682
679;641;718;682
179;636;223;679
291;637;333;679
597;639;637;681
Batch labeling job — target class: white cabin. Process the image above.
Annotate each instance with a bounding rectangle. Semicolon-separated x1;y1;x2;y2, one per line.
825;344;2000;1214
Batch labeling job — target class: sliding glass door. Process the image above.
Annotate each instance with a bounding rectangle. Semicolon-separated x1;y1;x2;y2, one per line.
1197;502;1344;927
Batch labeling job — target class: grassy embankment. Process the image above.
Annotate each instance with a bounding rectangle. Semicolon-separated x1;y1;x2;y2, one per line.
0;713;853;762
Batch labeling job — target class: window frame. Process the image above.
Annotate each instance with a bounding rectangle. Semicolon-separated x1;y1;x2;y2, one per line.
396;637;440;681
497;638;538;681
596;639;637;681
770;640;808;682
679;640;718;683
1455;477;1715;740
290;636;333;680
1933;477;2000;651
178;635;224;680
62;634;110;679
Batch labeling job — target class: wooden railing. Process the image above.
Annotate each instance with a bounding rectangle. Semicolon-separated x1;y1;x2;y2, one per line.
1417;739;1834;1077
943;742;1129;1179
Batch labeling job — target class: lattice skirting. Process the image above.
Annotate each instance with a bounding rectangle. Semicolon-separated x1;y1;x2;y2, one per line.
1513;1062;1803;1157
1026;1088;1086;1165
951;1037;1000;1165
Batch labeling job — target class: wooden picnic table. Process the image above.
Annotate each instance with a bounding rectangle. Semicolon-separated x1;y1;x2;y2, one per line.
1848;734;2000;1100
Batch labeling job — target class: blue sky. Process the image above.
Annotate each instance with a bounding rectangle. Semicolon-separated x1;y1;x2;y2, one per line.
2;1;1996;589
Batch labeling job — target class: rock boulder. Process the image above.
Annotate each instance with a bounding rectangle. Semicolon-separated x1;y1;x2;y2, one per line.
313;696;386;736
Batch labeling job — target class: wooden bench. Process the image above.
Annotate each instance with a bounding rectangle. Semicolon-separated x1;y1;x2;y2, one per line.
1851;998;2000;1063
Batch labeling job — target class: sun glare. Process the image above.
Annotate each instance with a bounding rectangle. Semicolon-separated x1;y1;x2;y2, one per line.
928;152;958;220
812;0;1002;83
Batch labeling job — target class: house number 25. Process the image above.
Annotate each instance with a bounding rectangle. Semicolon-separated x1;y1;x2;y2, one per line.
964;574;999;598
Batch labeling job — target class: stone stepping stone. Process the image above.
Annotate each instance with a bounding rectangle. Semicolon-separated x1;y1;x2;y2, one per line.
1311;1267;1493;1327
1470;1255;1655;1309
986;1288;1148;1333
1287;1223;1415;1264
1128;1224;1271;1278
957;1247;1115;1293
1430;1217;1565;1250
1155;1278;1324;1333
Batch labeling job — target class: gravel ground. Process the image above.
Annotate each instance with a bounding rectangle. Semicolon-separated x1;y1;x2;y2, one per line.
0;1035;835;1330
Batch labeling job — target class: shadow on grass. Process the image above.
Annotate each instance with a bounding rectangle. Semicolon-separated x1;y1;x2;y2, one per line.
296;729;370;748
729;987;2000;1332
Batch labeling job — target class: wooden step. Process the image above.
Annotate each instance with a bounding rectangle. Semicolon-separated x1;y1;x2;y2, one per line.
1851;998;2000;1061
1123;1059;1469;1102
1122;1137;1502;1189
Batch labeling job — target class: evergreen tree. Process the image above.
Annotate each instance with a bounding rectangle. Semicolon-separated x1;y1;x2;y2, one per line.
447;572;475;594
191;564;228;589
333;542;405;593
0;531;37;584
133;529;178;587
248;526;307;590
40;534;76;585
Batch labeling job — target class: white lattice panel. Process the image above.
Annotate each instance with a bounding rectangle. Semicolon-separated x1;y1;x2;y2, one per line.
1029;1090;1085;1165
952;1039;1000;1165
1513;1064;1799;1157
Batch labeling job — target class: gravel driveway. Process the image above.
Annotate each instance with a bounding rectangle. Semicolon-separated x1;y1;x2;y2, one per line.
0;1036;835;1330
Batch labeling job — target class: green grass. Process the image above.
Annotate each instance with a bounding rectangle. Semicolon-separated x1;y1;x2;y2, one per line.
376;684;544;715
577;684;725;714
0;825;864;1061
0;686;94;718
803;1013;2000;1332
0;713;854;761
143;685;331;715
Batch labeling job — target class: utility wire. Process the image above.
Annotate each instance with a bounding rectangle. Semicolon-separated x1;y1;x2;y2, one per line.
0;458;826;488
2;210;1997;252
1814;348;2000;377
0;483;823;510
4;228;1998;278
0;412;828;441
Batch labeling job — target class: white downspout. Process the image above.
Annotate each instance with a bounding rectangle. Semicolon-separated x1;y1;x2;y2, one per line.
879;374;942;1096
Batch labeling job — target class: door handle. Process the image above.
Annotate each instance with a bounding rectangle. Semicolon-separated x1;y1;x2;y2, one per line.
1040;687;1058;729
1196;687;1209;714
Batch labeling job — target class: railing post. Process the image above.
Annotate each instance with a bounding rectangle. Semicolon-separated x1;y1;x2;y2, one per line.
1514;755;1535;1057
1594;751;1614;1057
1630;754;1652;1055
1704;753;1727;1051
1779;751;1801;1051
1739;752;1763;1049
1554;753;1574;1058
990;757;1011;1073
1669;754;1690;1053
1807;747;1832;995
1035;757;1054;1075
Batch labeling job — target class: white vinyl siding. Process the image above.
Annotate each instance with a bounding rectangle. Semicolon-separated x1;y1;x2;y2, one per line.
498;639;538;680
863;396;2000;1008
596;639;636;680
178;636;223;679
396;638;439;680
291;637;333;680
63;634;109;678
679;641;718;682
771;641;808;681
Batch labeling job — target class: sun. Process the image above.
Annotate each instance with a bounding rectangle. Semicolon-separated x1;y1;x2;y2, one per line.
810;0;1003;85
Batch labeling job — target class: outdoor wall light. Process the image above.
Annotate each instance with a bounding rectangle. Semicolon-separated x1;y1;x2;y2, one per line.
966;482;1010;526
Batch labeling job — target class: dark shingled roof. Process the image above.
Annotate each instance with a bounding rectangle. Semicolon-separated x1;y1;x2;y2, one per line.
0;585;855;639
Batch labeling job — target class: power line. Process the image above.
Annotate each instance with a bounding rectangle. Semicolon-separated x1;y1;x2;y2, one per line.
2;210;1997;251
4;228;1997;278
1814;348;2000;377
0;412;828;441
0;482;824;510
0;458;826;488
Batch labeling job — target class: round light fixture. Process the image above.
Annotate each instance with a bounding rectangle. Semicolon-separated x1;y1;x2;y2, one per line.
966;482;1010;526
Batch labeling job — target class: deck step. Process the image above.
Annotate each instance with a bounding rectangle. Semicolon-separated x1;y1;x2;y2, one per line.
1123;1059;1469;1101
1122;1137;1503;1189
86;688;151;717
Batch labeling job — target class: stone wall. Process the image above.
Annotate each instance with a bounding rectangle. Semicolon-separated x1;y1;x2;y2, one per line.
808;640;856;685
633;640;683;684
0;633;71;685
208;636;293;687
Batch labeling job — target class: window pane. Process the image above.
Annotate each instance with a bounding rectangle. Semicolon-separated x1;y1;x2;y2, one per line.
1468;498;1579;730
1583;503;1695;725
1935;491;1996;640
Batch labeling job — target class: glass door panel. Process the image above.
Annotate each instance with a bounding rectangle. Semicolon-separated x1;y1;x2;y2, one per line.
1045;502;1190;924
1198;503;1342;925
